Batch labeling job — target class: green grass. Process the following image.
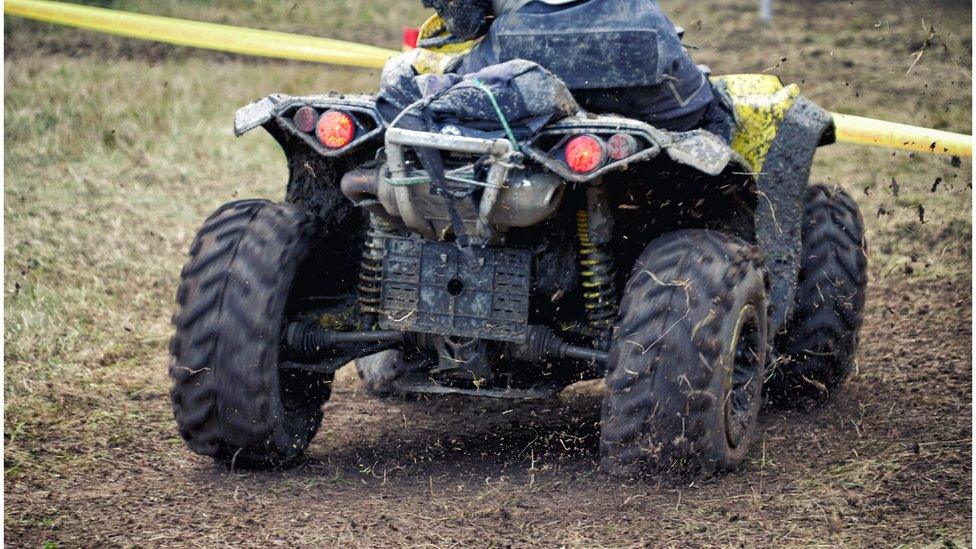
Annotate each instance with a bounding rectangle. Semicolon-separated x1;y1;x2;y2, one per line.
5;0;432;50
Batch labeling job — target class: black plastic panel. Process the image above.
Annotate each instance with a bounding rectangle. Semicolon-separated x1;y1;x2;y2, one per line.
378;238;531;343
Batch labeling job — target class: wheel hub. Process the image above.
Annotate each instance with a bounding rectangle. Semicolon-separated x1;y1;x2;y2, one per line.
725;313;763;449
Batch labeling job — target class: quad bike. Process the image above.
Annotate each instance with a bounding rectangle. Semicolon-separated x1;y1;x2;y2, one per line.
168;71;867;474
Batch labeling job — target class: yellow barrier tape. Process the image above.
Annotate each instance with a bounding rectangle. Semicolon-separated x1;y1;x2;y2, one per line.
4;0;400;69
831;112;972;158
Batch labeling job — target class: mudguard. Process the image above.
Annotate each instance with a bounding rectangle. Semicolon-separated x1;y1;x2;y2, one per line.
233;94;283;136
233;93;381;237
234;93;383;154
714;74;834;330
757;97;833;329
523;113;751;183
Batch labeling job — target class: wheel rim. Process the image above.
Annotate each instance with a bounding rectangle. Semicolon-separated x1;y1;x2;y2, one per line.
725;308;763;449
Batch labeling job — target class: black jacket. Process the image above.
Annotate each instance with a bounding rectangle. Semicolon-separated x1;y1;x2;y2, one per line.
457;0;721;132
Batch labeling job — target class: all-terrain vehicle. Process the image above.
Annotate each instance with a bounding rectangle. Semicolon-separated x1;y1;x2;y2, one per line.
168;65;867;474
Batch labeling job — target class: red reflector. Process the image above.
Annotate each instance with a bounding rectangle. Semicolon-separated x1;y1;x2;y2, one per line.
607;133;639;161
293;106;318;133
403;27;420;49
316;110;356;149
565;135;606;173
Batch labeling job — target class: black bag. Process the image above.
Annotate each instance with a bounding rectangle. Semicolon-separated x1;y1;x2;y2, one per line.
379;58;578;135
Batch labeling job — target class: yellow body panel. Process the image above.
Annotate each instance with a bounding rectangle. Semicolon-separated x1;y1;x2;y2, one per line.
711;74;801;173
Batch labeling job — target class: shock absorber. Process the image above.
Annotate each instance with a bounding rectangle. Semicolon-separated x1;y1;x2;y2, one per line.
576;184;617;345
358;215;394;315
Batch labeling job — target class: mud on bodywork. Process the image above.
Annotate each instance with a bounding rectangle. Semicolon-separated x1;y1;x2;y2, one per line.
235;93;383;225
757;97;833;329
237;94;386;336
522;113;748;183
235;85;833;335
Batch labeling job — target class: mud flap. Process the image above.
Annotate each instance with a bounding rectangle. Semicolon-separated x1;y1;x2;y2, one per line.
756;97;832;330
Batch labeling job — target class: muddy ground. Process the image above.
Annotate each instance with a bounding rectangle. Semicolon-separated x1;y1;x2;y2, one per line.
5;278;971;546
4;0;973;546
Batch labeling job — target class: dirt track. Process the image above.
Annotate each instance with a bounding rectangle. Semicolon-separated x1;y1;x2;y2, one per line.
5;278;970;546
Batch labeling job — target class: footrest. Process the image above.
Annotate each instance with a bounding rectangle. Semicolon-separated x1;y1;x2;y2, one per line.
378;238;531;343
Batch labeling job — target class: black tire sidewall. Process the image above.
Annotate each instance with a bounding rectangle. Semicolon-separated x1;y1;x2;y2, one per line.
170;200;329;468
600;230;768;476
704;290;766;468
769;184;868;405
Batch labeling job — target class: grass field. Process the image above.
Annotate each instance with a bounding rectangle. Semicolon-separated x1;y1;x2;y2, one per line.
4;0;972;546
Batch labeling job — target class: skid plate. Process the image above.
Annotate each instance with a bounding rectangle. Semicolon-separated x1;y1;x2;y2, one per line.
378;237;531;343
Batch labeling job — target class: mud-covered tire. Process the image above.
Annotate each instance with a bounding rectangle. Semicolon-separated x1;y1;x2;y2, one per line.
600;230;768;476
169;200;331;469
767;184;868;405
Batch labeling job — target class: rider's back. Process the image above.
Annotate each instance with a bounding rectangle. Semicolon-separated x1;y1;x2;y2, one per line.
458;0;728;135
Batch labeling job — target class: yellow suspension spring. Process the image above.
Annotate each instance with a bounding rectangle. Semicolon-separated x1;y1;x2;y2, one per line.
357;216;392;314
576;209;617;339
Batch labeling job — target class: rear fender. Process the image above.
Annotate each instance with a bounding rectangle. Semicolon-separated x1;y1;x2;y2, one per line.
522;114;746;183
234;93;384;155
754;96;833;331
234;94;382;237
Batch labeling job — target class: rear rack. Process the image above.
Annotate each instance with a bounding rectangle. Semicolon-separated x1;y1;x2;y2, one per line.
385;127;522;244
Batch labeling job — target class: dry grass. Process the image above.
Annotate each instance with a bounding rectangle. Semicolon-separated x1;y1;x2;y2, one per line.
3;0;972;546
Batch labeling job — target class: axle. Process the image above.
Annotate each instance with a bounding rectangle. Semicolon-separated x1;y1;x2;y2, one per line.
284;320;609;365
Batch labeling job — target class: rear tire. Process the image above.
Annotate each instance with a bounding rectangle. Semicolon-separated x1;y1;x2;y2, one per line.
600;230;768;476
169;200;331;469
767;184;868;405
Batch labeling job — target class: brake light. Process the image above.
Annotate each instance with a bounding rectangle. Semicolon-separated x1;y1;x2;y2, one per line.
316;110;356;149
607;133;639;161
564;135;606;173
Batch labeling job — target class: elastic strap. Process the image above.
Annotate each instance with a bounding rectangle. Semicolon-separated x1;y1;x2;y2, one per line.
470;79;521;152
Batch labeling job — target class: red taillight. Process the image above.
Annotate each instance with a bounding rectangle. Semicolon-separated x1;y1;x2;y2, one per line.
607;133;639;161
564;135;606;173
316;110;356;149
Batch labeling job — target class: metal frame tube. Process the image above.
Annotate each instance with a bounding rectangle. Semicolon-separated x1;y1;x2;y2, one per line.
386;127;512;156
